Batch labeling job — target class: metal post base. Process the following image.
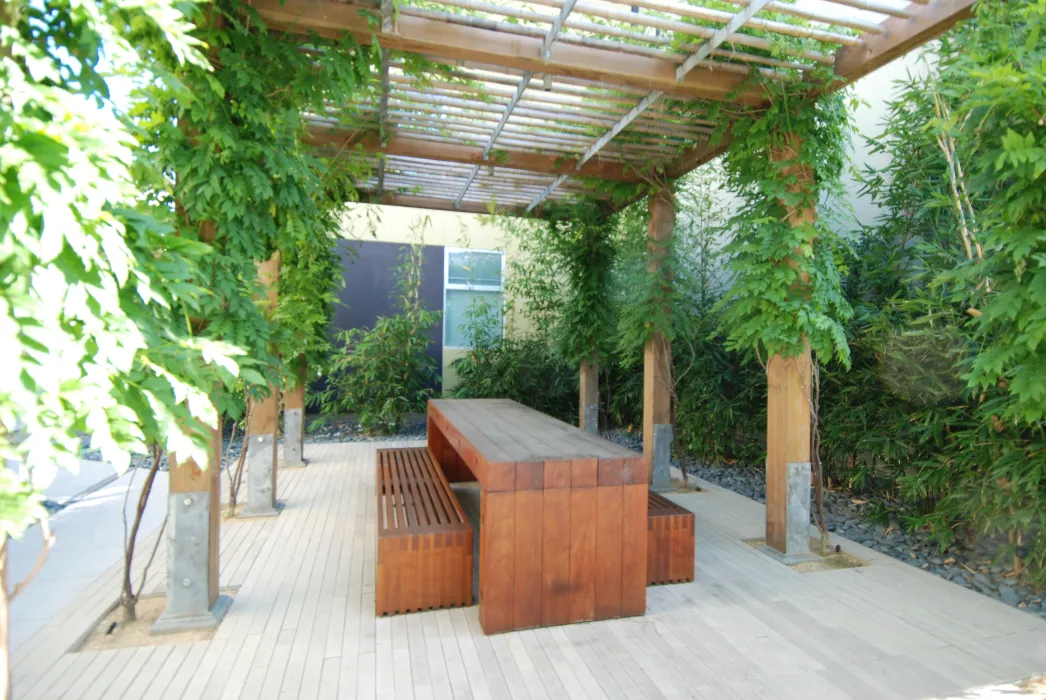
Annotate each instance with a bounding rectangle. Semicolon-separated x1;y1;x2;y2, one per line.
241;433;279;518
785;461;813;556
583;404;598;435
280;407;307;468
759;461;818;564
152;594;233;634
651;423;673;492
152;491;229;634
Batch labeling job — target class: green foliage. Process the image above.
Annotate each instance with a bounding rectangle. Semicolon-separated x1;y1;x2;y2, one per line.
450;336;577;425
323;240;440;434
490;201;617;365
542;202;618;364
613;186;701;360
817;6;1046;583
136;0;372;406
1;0;244;538
275;218;347;388
933;0;1046;424
715;78;855;367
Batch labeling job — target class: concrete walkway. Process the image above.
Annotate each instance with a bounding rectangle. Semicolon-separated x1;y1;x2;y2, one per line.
8;461;169;651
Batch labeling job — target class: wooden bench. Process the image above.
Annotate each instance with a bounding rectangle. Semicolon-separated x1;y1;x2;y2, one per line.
376;447;474;616
647;490;695;586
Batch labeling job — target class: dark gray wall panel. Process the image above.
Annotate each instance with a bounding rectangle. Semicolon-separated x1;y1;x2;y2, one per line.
334;239;444;389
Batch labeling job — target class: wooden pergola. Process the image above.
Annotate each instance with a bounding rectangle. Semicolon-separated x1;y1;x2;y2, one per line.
278;0;973;539
262;0;978;215
160;0;976;633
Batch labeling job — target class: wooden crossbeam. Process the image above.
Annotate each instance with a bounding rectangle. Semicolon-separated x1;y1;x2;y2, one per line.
361;191;521;215
306;129;642;182
251;0;766;103
665;0;978;181
675;0;773;80
526;0;764;210
834;0;977;83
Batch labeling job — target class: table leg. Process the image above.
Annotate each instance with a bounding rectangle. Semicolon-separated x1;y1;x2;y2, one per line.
427;412;474;482
478;489;515;633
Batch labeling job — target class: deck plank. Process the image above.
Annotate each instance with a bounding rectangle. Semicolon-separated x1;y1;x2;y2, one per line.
11;440;1046;700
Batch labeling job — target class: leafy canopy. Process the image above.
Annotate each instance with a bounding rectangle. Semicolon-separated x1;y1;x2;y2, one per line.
0;0;248;538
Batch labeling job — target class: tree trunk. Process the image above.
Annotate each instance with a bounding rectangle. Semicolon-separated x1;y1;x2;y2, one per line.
1;538;11;700
122;446;162;622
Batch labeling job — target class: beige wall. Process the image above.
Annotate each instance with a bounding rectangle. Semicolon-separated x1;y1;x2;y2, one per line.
842;51;932;229
340;203;511;249
339;204;521;392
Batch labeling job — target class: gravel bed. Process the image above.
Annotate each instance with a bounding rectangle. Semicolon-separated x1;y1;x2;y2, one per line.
304;418;427;444
602;429;1045;619
77;416;427;474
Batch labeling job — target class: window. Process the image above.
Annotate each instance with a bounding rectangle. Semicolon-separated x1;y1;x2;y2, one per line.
444;247;504;348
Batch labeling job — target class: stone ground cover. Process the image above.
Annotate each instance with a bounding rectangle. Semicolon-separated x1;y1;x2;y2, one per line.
603;429;1045;620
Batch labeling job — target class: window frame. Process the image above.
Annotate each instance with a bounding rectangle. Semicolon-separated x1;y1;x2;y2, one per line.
442;246;506;350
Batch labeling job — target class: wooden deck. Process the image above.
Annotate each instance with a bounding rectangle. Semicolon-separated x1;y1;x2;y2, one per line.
12;440;1046;699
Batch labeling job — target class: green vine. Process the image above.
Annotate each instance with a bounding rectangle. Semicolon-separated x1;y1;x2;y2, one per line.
714;74;855;366
1;0;244;540
137;1;376;409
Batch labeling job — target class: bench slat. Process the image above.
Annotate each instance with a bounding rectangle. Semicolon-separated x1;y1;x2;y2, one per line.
406;447;447;528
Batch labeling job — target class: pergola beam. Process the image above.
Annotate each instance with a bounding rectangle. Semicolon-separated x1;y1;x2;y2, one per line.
675;0;773;80
834;0;977;83
542;0;577;60
525;175;567;213
456;70;534;206
527;0;763;210
251;0;767;103
360;191;523;215
306;128;643;182
664;0;978;181
459;0;578;207
525;90;666;210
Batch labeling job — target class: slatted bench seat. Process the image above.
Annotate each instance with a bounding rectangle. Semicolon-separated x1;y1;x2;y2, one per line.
647;490;695;586
376;447;474;616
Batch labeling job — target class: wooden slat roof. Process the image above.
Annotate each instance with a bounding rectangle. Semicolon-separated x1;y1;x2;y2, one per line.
263;0;976;215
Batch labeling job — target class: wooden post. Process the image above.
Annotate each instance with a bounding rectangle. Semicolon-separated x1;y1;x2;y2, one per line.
242;253;281;518
765;134;814;555
1;540;9;700
170;421;222;606
153;219;229;633
643;188;674;490
280;355;307;467
152;416;228;632
579;356;598;434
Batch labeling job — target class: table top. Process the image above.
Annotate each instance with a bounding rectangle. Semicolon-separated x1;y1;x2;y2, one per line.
429;398;638;465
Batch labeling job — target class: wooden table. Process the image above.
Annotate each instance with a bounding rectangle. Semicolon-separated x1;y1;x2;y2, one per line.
427;398;648;634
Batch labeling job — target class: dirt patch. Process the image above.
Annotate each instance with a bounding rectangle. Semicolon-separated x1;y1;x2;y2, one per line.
789;549;868;573
658;479;703;494
75;590;235;652
221;502;245;520
744;537;868;573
